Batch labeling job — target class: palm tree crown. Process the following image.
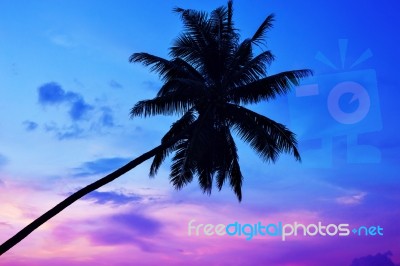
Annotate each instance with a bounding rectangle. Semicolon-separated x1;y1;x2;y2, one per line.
129;1;312;201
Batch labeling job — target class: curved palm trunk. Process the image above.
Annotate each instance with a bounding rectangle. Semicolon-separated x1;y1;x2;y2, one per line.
0;143;168;256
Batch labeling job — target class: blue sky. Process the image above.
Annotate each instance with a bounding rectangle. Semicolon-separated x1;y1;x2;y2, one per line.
0;1;399;265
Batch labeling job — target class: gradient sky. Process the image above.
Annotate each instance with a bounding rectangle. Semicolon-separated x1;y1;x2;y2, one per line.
1;1;399;265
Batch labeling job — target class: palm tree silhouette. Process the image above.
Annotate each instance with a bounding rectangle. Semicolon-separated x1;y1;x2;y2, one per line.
0;1;312;255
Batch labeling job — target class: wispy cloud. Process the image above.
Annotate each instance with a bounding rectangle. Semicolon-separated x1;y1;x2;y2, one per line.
0;221;12;228
336;192;367;205
73;157;131;177
44;123;84;140
49;33;76;48
22;120;39;132
1;178;398;266
350;251;400;266
109;80;123;89
83;190;141;205
99;107;114;127
0;154;8;168
89;212;163;250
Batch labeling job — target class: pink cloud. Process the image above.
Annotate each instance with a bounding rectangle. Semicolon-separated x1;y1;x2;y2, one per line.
1;177;400;266
336;192;367;205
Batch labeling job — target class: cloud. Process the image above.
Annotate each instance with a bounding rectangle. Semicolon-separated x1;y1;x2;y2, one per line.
99;107;114;127
0;154;8;168
91;228;137;245
0;221;12;228
336;192;367;205
3;180;397;266
69;98;94;121
73;157;131;177
109;80;123;89
36;82;118;140
44;123;84;140
90;212;162;249
22;120;39;131
49;33;76;48
83;191;141;205
50;210;164;251
38;82;74;105
111;213;162;236
37;82;93;121
11;63;19;76
350;251;399;266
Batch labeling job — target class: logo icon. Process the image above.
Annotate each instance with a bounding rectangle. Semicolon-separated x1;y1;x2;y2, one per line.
288;39;382;167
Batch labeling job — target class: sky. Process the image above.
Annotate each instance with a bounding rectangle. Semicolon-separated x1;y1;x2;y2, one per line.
0;0;399;265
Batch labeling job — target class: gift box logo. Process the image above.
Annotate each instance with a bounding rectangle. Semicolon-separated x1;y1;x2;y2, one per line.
288;39;382;167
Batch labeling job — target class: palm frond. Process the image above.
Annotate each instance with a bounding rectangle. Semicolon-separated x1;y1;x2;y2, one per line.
156;78;205;98
215;126;242;201
129;53;173;81
225;103;301;162
210;6;227;30
227;50;275;87
130;95;194;117
251;14;275;47
170;140;195;189
150;140;181;177
209;2;240;76
130;53;204;83
194;123;226;195
197;167;213;195
170;40;220;86
170;33;201;61
223;39;252;83
172;5;237;85
172;7;211;51
222;0;240;67
172;58;205;82
215;166;228;191
229;154;243;201
227;69;313;104
173;7;210;36
227;0;234;31
215;131;230;191
150;109;197;176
